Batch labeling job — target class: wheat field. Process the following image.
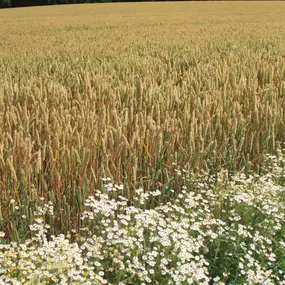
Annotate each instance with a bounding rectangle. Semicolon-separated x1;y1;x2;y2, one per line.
0;2;285;238
1;2;285;284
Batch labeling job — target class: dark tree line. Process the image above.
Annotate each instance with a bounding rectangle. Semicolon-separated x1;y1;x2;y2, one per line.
0;0;143;8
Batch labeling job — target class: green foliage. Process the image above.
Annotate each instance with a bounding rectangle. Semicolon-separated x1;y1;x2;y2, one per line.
5;0;118;7
0;0;11;8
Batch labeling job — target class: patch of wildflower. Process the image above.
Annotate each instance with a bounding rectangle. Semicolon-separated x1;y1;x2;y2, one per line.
1;165;285;284
262;147;285;185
